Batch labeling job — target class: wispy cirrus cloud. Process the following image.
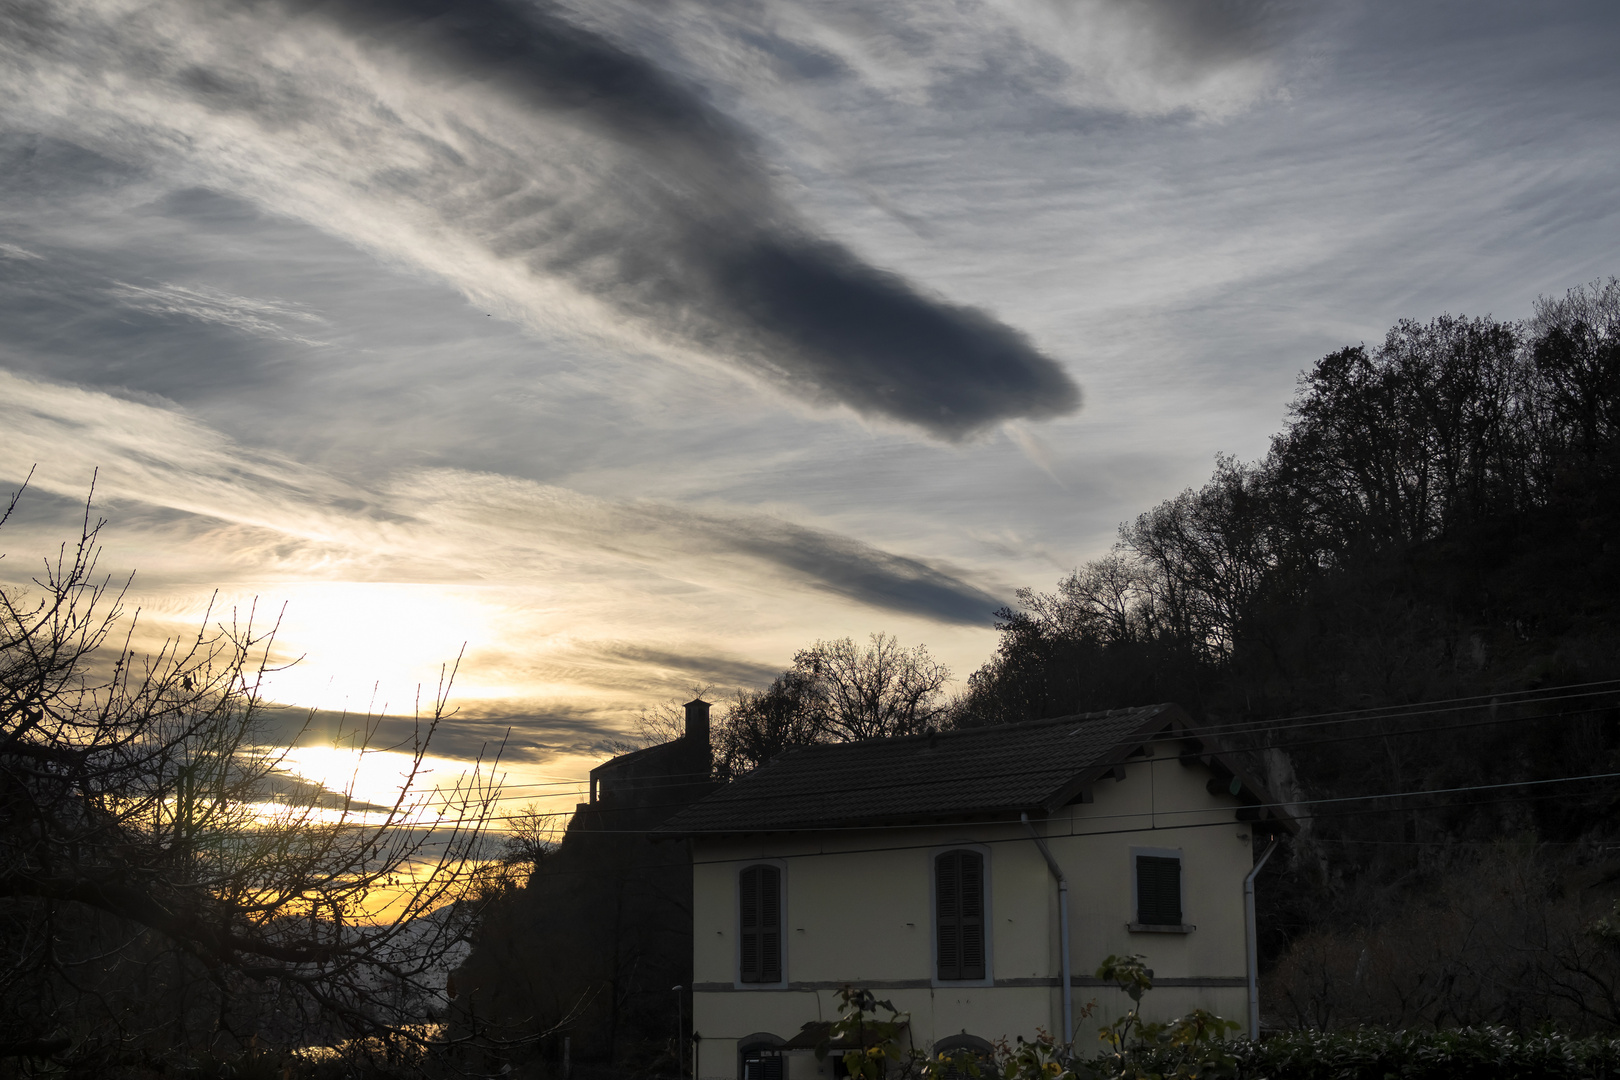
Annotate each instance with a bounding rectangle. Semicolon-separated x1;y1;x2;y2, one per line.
0;367;1002;628
107;280;327;347
0;0;1088;438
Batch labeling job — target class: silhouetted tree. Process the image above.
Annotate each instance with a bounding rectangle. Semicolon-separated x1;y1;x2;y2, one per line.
715;633;950;776
0;480;499;1071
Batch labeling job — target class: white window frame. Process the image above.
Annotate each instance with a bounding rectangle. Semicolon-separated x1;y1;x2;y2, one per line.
734;859;788;989
930;843;993;988
1128;845;1191;932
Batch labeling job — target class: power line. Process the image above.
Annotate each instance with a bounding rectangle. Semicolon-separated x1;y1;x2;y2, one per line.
390;783;1620;870
470;678;1620;802
461;696;1618;810
262;677;1620;836
454;766;1620;834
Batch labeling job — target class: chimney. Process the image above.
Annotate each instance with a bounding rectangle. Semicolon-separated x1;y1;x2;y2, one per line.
683;698;711;747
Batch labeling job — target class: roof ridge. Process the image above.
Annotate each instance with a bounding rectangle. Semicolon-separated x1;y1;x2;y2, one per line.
591;736;690;772
766;703;1176;757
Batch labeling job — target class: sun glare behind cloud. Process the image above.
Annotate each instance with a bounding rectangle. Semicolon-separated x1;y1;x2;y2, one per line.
250;582;501;713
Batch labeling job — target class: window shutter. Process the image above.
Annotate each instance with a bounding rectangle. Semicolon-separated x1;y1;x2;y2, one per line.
739;865;781;983
936;850;985;981
743;1051;784;1080
740;866;760;982
936;854;960;980
1136;855;1182;926
760;865;781;983
959;851;985;980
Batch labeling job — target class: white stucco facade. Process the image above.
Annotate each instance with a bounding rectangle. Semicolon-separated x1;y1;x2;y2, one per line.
689;744;1263;1080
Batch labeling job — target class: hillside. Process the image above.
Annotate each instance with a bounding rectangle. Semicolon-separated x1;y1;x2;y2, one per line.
956;279;1620;1029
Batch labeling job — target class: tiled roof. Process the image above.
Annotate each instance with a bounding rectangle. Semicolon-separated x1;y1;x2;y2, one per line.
658;704;1214;835
590;738;676;776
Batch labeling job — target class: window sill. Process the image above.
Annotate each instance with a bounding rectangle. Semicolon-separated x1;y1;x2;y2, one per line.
1127;923;1195;934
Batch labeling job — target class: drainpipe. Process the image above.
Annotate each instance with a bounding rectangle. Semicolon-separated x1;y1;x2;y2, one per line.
1021;813;1072;1046
1243;835;1279;1041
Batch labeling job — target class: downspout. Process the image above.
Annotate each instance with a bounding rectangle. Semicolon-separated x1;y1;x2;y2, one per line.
1244;835;1279;1041
1021;813;1072;1046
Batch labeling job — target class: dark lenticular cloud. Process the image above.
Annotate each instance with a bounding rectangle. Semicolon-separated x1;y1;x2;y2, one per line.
290;0;1080;437
297;0;755;175
711;233;1079;431
711;513;1006;625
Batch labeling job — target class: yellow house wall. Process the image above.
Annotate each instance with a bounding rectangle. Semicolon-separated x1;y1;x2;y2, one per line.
691;747;1259;1080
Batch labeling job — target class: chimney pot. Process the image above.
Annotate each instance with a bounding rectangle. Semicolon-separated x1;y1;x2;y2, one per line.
683;698;711;747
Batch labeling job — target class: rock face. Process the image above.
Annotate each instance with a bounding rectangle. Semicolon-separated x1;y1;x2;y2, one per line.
453;701;717;1077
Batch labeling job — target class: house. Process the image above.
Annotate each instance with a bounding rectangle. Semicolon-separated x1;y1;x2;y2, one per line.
655;704;1295;1080
451;700;717;1072
574;697;718;833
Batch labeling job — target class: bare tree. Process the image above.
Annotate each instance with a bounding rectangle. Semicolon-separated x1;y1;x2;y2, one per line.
714;634;950;777
606;685;714;756
498;802;568;876
796;633;951;742
0;480;501;1070
714;669;825;779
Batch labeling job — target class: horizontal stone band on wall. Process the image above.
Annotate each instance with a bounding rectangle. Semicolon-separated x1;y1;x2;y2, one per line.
1072;976;1245;988
692;976;1246;992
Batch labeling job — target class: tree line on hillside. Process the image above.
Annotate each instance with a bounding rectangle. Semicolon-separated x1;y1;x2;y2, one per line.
961;280;1620;731
950;280;1620;1030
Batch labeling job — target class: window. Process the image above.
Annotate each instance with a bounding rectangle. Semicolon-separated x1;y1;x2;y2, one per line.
935;849;986;981
933;1034;994;1080
739;1034;784;1080
738;864;782;984
1135;853;1182;926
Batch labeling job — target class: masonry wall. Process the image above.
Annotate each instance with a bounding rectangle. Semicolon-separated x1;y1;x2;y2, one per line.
690;745;1260;1079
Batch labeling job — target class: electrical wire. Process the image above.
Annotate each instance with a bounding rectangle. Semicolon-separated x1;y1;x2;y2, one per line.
459;695;1619;811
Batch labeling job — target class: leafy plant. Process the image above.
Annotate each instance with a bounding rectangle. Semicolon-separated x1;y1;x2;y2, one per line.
1095;955;1241;1080
817;986;916;1080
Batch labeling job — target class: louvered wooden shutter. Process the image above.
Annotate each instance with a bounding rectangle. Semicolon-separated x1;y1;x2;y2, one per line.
743;1051;784;1080
936;850;985;981
1136;855;1182;926
739;865;781;983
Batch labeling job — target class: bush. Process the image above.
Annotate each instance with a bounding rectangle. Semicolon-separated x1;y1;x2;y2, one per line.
1220;1028;1620;1080
826;960;1620;1080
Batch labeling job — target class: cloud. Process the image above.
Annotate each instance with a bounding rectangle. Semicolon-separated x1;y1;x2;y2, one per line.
0;369;1004;625
696;505;1005;624
0;0;1081;438
563;641;785;691
391;468;1007;626
108;280;327;346
572;0;1292;126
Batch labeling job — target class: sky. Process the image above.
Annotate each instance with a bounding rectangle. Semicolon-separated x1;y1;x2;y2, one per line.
2;0;1617;806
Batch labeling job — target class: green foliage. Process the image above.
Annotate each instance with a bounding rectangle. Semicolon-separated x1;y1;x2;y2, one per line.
1221;1027;1620;1080
1093;955;1242;1080
822;967;1241;1080
825;974;1620;1080
816;986;915;1080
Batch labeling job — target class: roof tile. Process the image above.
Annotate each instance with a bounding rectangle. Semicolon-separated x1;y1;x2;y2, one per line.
657;704;1179;834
